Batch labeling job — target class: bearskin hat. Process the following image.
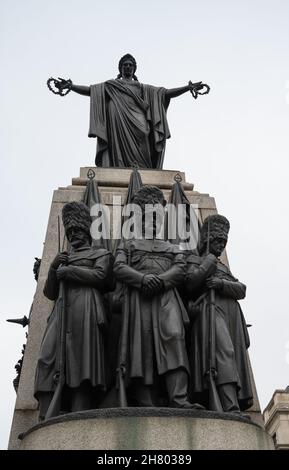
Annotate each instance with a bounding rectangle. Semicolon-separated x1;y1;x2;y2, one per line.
200;214;230;252
132;185;166;212
62;201;92;235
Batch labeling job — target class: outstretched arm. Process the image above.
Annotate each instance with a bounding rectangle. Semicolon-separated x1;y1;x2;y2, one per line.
165;84;192;100
70;84;90;96
55;79;90;96
165;81;208;100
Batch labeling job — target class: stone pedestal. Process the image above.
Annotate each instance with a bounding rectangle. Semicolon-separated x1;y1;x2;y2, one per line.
19;408;273;450
8;167;264;449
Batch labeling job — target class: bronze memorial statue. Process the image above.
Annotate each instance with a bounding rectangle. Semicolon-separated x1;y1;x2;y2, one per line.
6;46;274;450
113;186;203;409
185;215;253;414
47;53;210;168
31;57;254;421
34;202;114;419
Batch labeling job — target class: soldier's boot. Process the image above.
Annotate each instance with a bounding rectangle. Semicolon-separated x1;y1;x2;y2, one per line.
165;368;204;409
133;383;155;407
70;381;93;412
38;392;54;421
217;382;240;413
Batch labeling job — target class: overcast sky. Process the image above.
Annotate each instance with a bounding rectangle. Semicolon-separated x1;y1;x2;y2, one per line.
1;0;289;449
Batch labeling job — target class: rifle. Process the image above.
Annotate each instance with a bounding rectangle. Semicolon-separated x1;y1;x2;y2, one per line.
205;219;223;412
45;215;67;419
116;244;131;407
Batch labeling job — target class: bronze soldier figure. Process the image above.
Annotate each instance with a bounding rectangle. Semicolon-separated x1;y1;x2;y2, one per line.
114;186;203;409
185;215;253;413
34;202;114;419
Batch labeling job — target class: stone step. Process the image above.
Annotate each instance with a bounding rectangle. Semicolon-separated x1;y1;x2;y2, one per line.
76;167;191;189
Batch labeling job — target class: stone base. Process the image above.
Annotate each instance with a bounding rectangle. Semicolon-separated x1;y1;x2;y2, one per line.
19;408;274;450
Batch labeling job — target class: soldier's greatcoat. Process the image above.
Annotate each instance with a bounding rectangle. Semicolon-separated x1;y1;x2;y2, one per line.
185;253;253;410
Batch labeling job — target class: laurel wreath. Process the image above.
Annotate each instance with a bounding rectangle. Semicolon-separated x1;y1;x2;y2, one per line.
47;77;72;96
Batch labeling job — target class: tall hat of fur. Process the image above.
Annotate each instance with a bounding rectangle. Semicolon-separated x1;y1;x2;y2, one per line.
132;185;166;212
62;201;92;236
200;214;230;253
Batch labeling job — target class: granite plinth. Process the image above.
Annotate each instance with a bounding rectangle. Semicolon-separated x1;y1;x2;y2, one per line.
19;408;274;450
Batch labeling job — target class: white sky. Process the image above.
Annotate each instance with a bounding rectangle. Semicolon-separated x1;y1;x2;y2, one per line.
1;0;289;449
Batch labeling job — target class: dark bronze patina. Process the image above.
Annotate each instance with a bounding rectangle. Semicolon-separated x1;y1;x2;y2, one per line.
48;54;210;168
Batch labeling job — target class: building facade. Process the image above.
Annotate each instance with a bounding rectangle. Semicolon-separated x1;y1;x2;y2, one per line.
264;387;289;450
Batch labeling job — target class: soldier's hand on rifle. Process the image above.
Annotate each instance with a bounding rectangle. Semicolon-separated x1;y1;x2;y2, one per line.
205;253;218;262
52;252;68;269
206;276;223;290
204;253;218;269
56;266;70;281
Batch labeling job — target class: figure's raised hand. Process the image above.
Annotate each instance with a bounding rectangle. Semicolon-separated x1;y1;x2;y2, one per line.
188;80;202;91
55;78;71;91
47;77;73;96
